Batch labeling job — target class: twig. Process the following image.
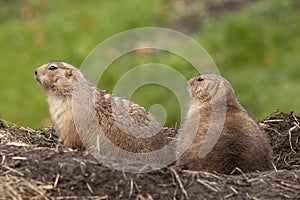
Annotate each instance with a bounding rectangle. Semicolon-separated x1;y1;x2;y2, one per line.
86;182;94;194
272;162;278;171
280;181;300;190
294;121;300;128
196;178;219;192
170;168;189;199
2;165;24;176
129;178;134;197
262;119;284;123
54;174;60;188
224;193;235;199
12;157;27;160
1;155;6;165
276;183;295;192
224;186;239;199
230;186;238;194
246;193;260;200
283;156;289;166
146;194;154;200
288;126;297;153
292;113;300;126
202;171;223;179
136;194;154;200
122;169;128;181
230;167;247;179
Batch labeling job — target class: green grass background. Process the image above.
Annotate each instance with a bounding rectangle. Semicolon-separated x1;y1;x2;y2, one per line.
0;0;299;128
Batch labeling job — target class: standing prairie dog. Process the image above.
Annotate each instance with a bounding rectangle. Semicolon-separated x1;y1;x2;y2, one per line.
35;61;166;153
176;74;273;174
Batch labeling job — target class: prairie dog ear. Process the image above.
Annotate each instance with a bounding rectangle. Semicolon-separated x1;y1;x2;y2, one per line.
65;69;73;78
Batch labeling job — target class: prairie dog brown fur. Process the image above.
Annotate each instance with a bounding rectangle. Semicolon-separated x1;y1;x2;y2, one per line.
35;61;165;153
176;74;273;174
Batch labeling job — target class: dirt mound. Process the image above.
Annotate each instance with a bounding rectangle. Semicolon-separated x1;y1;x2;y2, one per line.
0;111;300;199
259;111;300;171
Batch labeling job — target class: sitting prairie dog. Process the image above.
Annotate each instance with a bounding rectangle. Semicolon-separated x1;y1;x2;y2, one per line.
176;74;273;174
34;61;166;154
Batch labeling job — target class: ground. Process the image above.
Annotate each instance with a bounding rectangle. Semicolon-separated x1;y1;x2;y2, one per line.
0;111;300;199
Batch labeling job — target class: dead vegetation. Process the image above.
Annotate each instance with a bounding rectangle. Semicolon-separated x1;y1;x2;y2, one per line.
0;111;300;199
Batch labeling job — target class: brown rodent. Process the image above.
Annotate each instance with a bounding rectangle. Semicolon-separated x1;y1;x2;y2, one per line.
176;74;273;174
35;61;166;154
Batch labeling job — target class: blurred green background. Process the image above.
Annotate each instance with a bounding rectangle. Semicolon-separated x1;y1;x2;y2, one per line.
0;0;299;128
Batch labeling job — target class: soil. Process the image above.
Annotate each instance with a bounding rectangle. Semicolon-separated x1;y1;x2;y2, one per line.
1;111;300;199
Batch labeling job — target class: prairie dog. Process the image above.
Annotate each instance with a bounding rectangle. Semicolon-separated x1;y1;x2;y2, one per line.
35;61;165;153
176;74;273;174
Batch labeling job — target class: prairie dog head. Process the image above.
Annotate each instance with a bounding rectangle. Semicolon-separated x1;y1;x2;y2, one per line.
187;74;236;103
35;61;81;96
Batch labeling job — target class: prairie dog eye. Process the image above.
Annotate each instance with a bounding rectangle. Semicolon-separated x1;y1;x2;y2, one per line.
48;65;58;71
197;76;204;82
